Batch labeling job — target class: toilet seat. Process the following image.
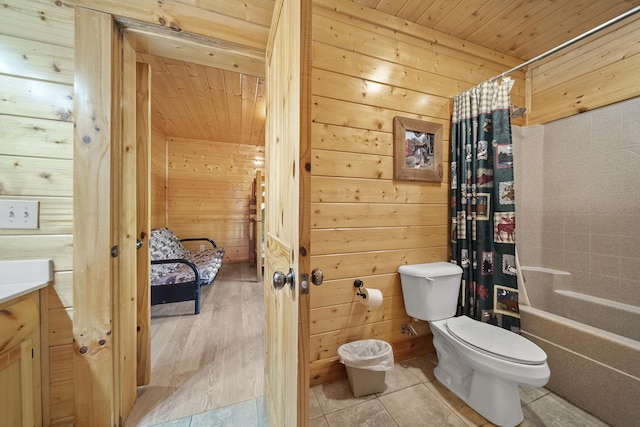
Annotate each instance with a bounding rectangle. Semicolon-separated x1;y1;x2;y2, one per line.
445;316;547;365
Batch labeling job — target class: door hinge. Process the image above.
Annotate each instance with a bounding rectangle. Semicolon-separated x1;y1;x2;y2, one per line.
111;245;118;257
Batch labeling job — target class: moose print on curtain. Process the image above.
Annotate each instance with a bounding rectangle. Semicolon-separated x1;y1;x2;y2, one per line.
450;78;520;332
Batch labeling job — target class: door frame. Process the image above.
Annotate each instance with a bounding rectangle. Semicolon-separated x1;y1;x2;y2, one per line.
297;0;312;424
73;8;138;425
72;3;311;425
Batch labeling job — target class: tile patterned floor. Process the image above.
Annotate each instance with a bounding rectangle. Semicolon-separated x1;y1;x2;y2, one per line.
151;398;267;427
152;354;609;427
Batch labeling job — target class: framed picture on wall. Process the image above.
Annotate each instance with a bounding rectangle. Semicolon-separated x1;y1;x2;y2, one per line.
393;116;443;182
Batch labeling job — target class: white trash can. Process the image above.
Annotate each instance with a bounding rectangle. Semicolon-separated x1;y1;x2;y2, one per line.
337;339;394;397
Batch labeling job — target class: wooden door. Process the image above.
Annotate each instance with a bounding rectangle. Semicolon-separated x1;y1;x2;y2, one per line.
136;61;152;386
263;0;311;425
0;293;41;427
0;340;34;427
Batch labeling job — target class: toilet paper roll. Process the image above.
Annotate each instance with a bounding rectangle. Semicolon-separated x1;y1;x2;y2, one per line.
358;287;383;307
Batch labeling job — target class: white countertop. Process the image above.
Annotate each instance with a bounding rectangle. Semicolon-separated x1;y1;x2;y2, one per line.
0;258;53;304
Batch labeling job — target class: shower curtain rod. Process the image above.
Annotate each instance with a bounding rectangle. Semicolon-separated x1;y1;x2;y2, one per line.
489;5;640;82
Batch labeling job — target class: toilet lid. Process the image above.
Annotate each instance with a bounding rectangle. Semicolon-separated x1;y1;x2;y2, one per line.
445;316;547;365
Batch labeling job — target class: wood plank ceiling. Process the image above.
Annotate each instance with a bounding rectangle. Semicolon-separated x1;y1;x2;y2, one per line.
351;0;640;60
140;52;266;146
143;0;640;145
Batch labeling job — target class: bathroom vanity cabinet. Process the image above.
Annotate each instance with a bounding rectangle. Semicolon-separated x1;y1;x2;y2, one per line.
0;291;42;427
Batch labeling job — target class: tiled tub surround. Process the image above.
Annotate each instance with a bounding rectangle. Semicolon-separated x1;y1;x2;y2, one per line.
513;97;640;427
513;97;640;304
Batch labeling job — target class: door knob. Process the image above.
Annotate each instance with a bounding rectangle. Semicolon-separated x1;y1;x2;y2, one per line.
273;268;295;291
311;268;324;286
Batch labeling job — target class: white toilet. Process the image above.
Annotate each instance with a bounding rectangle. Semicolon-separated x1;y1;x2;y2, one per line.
398;262;550;427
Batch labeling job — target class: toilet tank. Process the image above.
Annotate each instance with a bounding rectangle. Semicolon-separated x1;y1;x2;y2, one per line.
398;262;463;321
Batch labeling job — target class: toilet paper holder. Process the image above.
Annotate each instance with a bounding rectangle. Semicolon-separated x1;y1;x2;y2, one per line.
354;279;366;299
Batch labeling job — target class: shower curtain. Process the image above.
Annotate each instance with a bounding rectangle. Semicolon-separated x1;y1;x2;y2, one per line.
450;78;520;332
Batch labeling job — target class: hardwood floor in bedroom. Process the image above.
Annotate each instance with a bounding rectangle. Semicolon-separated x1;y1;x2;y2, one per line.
124;262;265;427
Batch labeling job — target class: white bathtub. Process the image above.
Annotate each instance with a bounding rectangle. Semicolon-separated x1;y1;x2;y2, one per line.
518;266;640;427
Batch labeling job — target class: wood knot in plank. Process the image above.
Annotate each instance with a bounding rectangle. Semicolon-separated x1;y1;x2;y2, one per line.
57;109;73;122
79;345;88;355
169;21;182;32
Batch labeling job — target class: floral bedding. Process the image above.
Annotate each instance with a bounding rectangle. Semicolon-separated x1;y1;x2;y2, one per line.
150;228;224;286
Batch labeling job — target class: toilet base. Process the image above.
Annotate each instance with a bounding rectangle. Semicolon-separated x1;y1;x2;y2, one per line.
431;325;530;427
434;365;523;427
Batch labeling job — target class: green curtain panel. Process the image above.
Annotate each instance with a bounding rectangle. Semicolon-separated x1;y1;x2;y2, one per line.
450;79;520;332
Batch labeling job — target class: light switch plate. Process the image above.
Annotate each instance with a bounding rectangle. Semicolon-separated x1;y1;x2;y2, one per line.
0;200;40;229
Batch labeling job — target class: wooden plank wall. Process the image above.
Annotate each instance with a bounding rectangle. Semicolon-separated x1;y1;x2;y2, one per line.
166;137;265;263
308;0;526;385
151;125;167;229
0;1;76;425
1;0;639;423
527;13;640;125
